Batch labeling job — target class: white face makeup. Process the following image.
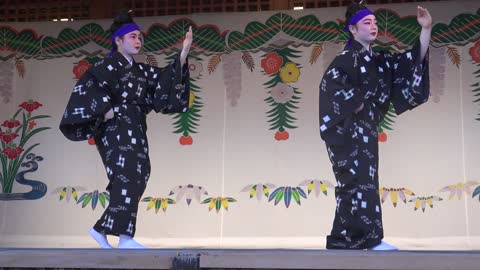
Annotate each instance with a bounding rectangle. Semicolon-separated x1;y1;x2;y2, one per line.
116;30;143;57
349;14;378;48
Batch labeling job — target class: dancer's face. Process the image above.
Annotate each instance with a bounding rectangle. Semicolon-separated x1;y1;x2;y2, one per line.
350;15;378;45
116;30;142;56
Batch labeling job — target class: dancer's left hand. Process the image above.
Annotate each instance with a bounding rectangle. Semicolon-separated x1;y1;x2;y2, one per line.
182;26;193;54
180;26;193;66
417;6;432;29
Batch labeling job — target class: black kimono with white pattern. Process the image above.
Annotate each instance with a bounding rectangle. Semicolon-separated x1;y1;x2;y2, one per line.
319;40;429;249
60;52;190;236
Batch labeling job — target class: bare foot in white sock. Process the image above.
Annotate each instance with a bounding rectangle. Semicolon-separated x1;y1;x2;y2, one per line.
118;234;147;249
89;228;112;249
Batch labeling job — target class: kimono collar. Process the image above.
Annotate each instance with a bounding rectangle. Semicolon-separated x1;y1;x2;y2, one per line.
346;39;373;57
111;51;135;67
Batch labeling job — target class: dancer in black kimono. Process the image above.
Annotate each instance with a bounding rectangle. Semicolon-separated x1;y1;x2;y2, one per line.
319;1;432;250
60;11;193;248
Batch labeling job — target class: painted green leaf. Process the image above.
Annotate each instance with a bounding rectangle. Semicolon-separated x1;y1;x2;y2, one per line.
82;194;92;208
99;193;106;208
42;23;110;55
379;103;396;132
292;189;301;205
144;23;225;53
77;193;88;203
284;187;292;208
155;199;162;208
473;186;480;201
296;187;307;198
0;27;42;56
91;190;99;210
215;199;222;212
376;9;420;46
431;12;480;45
104;192;110;201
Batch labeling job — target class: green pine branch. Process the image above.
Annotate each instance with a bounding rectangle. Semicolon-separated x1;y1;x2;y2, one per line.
379;103;397;133
262;48;301;132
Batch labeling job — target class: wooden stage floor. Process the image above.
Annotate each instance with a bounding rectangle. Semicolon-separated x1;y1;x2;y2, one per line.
1;248;479;269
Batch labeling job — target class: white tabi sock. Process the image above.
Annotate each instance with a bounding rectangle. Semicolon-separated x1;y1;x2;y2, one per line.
89;228;113;249
118;234;147;249
370;241;399;251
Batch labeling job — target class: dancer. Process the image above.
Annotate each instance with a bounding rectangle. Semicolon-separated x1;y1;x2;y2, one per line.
319;1;431;250
60;11;193;248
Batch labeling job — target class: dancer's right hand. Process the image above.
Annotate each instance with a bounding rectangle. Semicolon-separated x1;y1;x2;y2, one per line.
104;108;114;121
355;103;364;113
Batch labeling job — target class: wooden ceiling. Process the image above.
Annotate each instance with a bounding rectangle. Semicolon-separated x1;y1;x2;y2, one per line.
0;0;443;22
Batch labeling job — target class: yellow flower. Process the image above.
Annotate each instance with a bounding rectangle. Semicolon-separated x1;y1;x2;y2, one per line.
279;62;300;83
189;92;195;107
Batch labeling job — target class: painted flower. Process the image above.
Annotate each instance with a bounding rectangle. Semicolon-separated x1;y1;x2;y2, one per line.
179;135;193;145
469;40;480;63
28;121;37;130
438;181;479;200
241;183;276;201
261;52;283;75
268;186;307;208
51;185;86;202
2;147;24;160
201;197;236;213
1;132;19;144
299;179;335;197
378;132;388;142
279;62;300;83
88;137;96;145
270;82;294;104
73;60;92;80
380;187;415;207
77;190;110;210
408;196;443;212
19;101;42;113
169;184;208;205
142;197;176;213
274;130;289;141
188;58;203;78
1;120;21;129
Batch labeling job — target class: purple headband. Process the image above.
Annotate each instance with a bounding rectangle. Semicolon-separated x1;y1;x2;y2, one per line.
344;9;374;47
109;22;141;56
343;9;374;32
111;23;141;43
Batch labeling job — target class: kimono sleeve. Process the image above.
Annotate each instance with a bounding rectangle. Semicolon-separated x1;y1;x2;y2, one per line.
149;55;190;114
59;59;114;141
319;56;364;145
388;41;430;115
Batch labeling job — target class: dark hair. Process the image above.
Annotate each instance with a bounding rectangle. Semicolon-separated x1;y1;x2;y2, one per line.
110;10;134;34
345;0;368;25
